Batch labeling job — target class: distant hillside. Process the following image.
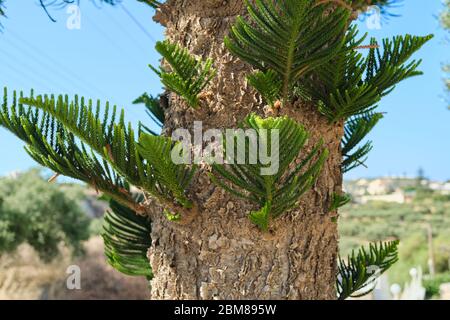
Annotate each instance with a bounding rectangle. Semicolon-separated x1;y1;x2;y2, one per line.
344;177;450;205
339;187;450;287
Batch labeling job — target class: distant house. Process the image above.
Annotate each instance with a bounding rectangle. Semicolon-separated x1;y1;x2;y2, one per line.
344;176;450;203
366;179;396;195
358;190;406;205
429;181;450;195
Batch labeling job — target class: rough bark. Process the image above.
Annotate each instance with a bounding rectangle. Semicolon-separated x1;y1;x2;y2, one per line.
147;0;345;300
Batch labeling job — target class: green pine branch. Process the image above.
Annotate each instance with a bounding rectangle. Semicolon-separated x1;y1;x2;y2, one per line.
313;27;433;121
133;92;164;135
18;93;144;186
225;0;351;103
150;40;216;108
247;70;282;107
342;112;383;173
248;201;272;232
137;134;196;210
337;240;399;300
133;93;164;125
0;88;145;213
1;88;195;215
102;196;153;279
330;192;351;212
211;114;328;231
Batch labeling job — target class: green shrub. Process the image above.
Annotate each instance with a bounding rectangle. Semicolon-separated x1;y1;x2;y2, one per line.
0;169;90;261
423;273;450;299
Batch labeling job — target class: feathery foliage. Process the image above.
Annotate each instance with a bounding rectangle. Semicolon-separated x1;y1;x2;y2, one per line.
137;134;196;210
0;89;195;214
21;93;194;211
224;0;431;121
211;114;328;231
330;192;351;212
225;0;351;103
18;93;144;186
133;93;164;125
337;240;399;300
248;201;272;232
133;93;164;135
150;40;216;108
0;88;142;212
102;197;153;279
312;27;433;121
342;112;383;173
247;70;282;107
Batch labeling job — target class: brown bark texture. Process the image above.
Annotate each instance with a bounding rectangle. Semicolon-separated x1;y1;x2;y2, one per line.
147;0;346;300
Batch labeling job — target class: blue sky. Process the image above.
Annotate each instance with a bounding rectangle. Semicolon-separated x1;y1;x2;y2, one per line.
0;0;449;181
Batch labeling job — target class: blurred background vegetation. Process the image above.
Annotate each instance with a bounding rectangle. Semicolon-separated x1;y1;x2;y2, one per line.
0;169;147;300
0;169;90;261
340;179;450;299
2;167;450;299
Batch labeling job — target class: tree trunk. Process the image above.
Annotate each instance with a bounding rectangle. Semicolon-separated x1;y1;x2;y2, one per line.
147;0;344;300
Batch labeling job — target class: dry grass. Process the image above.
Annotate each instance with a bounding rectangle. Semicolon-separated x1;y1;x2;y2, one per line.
0;244;69;300
0;237;150;300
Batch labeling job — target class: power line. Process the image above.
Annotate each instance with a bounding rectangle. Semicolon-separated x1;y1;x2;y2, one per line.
7;29;111;99
81;9;158;126
0;47;69;93
2;5;152;128
83;11;139;61
0;62;48;92
101;6;152;57
2;35;99;98
0;63;52;93
119;3;157;44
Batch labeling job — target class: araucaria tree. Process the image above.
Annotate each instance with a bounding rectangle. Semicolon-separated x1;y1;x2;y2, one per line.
0;0;432;299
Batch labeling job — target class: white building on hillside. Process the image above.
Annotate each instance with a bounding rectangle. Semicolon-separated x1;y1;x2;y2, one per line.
358;190;406;204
